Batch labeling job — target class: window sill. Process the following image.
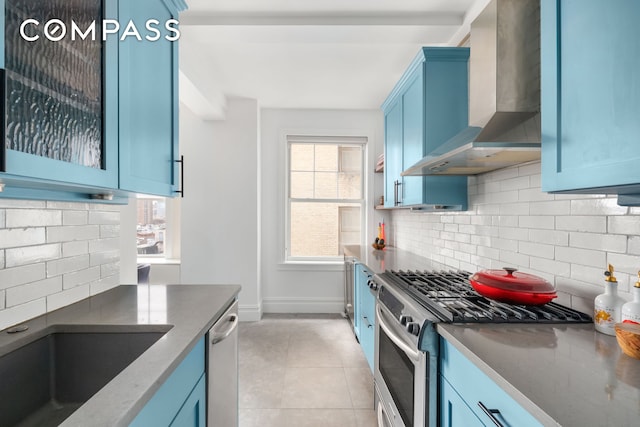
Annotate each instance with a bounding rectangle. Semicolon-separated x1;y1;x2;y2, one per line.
277;261;344;272
137;257;181;265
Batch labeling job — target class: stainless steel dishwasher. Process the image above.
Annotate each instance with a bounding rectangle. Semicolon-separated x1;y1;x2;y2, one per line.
207;299;239;427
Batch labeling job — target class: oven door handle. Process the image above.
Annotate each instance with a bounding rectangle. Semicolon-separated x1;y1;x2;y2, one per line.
376;305;421;363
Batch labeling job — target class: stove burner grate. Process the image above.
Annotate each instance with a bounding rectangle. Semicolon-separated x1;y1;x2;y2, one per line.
379;270;592;324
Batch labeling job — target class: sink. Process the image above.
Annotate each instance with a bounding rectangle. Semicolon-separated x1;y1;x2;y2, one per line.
0;325;172;427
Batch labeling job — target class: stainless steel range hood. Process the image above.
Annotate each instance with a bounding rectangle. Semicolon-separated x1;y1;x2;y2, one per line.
403;0;541;176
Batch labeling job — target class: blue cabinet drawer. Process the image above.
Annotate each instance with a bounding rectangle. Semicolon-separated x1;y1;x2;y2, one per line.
440;339;542;427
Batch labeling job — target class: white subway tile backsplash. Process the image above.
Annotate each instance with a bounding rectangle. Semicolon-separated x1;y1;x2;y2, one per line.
62;210;88;226
88;238;120;253
499;250;529;267
527;229;568;247
529;200;571;216
519;216;555;230
47;255;90;278
0;201;122;329
47;284;91;312
90;250;119;267
6;244;61;268
391;161;640;312
500;175;530;192
6;277;62;307
608;216;640;235
570;198;628;216
556;216;607;233
88;211;120;224
519;241;555;259
0;200;46;209
62;241;89;258
0;299;47;331
569;232;627;253
6;209;61;228
100;225;120;238
0;264;46;290
47;225;100;243
91;275;120;296
556;246;606;268
63;267;101;290
0;228;46;249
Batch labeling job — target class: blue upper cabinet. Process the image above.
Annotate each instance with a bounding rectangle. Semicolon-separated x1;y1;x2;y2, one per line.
118;0;187;197
0;0;120;200
0;0;186;202
382;48;469;210
541;0;640;200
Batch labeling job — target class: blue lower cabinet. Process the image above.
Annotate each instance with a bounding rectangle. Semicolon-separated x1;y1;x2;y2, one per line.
440;339;542;427
130;338;205;427
170;374;206;427
354;263;375;373
440;377;483;427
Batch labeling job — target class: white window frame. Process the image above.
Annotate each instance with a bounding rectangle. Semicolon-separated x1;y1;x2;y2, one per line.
136;194;181;263
284;133;367;264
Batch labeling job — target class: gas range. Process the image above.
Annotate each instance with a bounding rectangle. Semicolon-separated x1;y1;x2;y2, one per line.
377;270;592;325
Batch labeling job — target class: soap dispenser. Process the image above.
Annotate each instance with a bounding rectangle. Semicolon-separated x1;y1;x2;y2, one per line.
621;271;640;324
594;264;626;336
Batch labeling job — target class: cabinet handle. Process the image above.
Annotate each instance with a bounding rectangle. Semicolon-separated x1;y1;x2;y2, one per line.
363;316;373;329
394;180;403;206
477;402;505;427
174;155;184;198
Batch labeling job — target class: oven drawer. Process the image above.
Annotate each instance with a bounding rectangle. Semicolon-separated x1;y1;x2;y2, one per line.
440;339;542;427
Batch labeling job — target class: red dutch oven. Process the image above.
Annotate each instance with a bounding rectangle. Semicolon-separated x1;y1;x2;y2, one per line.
470;267;557;305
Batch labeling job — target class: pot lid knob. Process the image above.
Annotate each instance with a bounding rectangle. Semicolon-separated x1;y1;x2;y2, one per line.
503;267;518;276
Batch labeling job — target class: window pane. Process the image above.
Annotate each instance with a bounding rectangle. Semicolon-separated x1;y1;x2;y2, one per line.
338;173;362;199
290;202;360;257
137;198;166;255
315;144;337;171
290;171;314;198
290;144;314;171
314;171;337;199
339;147;362;173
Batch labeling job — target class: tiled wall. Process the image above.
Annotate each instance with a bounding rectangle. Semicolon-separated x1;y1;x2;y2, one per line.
390;161;640;314
0;199;120;330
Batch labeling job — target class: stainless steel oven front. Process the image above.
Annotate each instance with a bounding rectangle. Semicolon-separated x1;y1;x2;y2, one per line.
374;280;439;427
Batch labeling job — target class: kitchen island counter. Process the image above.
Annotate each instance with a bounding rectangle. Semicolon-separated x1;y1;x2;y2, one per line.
438;322;640;427
0;284;241;427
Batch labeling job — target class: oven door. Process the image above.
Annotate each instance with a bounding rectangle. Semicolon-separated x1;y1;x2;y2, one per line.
374;302;427;427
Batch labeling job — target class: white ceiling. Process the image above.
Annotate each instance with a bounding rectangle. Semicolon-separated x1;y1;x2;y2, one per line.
178;0;491;119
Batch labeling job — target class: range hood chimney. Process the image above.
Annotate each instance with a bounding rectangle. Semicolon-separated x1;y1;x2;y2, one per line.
403;0;541;176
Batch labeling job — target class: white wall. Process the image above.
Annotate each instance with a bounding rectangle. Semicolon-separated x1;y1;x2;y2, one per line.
180;98;261;320
0;200;121;330
260;108;386;313
390;161;640;315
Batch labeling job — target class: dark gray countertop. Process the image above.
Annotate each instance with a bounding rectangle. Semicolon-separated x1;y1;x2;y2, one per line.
345;245;640;427
344;245;448;274
0;284;241;427
438;323;640;427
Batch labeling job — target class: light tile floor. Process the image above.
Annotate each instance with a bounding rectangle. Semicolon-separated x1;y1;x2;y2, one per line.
238;314;377;427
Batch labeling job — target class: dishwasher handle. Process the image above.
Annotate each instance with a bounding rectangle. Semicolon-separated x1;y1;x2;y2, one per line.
210;313;239;345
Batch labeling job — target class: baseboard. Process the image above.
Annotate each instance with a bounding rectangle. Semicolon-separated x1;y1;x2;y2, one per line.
262;297;344;314
239;303;262;322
